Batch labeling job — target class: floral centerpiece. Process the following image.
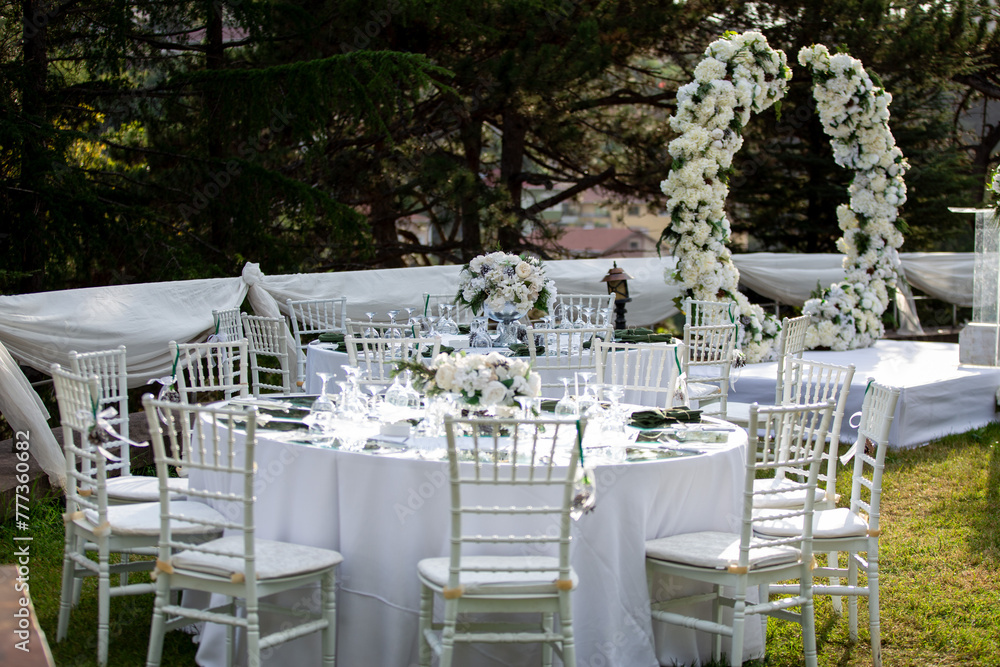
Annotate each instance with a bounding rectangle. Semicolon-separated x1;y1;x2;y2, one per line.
457;251;556;316
395;351;541;408
798;44;908;351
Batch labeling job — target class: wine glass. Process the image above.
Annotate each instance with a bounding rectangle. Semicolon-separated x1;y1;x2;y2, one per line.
363;311;380;338
572;305;585;329
365;383;384;419
384;372;408;408
440;304;459;335
554;378;579;419
310;372;335;414
575;371;597;417
470;317;492;348
386;310;403;341
403;307;417;336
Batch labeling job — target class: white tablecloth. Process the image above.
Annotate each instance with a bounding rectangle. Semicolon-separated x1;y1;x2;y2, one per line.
192;417;759;666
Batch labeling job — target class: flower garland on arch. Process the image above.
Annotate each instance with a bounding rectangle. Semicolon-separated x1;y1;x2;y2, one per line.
798;45;908;351
658;31;790;362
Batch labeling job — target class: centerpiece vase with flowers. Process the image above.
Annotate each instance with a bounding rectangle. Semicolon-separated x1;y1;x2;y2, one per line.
393;350;542;418
456;252;556;347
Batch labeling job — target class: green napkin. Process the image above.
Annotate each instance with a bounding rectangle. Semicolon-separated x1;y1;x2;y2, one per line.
318;332;346;344
616;327;654;337
422;345;455;357
539;399;560;413
458;324;471;335
616;332;675;344
629;406;701;428
507;343;542;357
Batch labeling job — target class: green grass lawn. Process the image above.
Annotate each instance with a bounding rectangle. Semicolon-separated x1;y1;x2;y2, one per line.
3;423;998;666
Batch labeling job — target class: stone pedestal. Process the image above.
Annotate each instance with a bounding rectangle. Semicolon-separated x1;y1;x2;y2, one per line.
959;322;1000;366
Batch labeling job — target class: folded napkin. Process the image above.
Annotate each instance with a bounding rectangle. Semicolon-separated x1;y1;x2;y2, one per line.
507;343;543;357
422;345;455;357
458;324;471;335
629;407;701;428
318;332;346;344
539;398;560;413
616;332;675;344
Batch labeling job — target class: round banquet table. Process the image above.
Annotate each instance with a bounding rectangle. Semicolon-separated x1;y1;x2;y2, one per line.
191;403;762;667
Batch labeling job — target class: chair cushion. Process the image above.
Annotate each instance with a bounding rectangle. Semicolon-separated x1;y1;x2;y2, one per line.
687;382;722;399
752;477;825;509
172;535;343;581
107;476;189;503
418;556;578;596
754;507;870;539
645;530;801;571
82;501;226;537
725;401;751;425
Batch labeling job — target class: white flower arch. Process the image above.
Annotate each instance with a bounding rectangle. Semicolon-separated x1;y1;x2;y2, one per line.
659;32;907;360
798;45;908;350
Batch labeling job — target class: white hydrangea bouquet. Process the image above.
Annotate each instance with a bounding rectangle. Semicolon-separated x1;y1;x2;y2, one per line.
395;351;541;407
457;251;556;315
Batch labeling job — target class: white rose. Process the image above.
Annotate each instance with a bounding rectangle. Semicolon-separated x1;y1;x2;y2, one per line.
515;261;533;279
525;371;541;397
482;381;508;406
435;364;455;391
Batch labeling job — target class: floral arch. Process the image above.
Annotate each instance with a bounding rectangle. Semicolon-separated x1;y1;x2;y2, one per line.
659;32;907;361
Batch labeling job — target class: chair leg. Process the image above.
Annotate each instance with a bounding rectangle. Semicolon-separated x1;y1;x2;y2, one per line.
713;584;724;662
848;551;859;642
57;530;76;642
120;552;130;586
418;585;433;667
829;550;842;613
439;598;458;667
97;544;111;667
868;544;882;667
72;534;85;605
321;569;337;666
558;591;576;667
145;575;170;667
800;580;818;667
729;585;747;667
247;600;260;667
757;583;769;642
541;612;553;667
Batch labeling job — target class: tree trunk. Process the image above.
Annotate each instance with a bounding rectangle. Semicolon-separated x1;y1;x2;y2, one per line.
497;105;527;251
459;117;483;262
16;0;50;292
204;3;229;255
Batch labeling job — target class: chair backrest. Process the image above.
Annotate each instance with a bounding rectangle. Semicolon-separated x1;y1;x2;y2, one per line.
241;313;293;395
143;396;257;575
171;339;249;403
345;319;411;339
551;294;615;328
287;298;348;379
848;381;901;535
345;334;442;386
525;325;613;395
681;322;737;417
442;416;583;593
212;307;243;344
69;346;130;476
422;293;476;324
774;314;811;403
594;340;682;409
683;298;739;327
746;401;834;568
52;364;113;522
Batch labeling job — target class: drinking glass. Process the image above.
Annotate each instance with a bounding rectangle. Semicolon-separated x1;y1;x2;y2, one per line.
403;307;417;336
310;372;335;414
363;311;380;338
469;317;492;348
554;378;579;419
386;310;403;340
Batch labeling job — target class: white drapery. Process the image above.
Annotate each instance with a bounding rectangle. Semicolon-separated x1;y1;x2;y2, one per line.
0;253;974;486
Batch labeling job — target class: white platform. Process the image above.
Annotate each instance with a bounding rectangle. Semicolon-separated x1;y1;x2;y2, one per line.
728;340;1000;448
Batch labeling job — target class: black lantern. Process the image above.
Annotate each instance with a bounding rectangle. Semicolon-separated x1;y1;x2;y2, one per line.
601;262;634;330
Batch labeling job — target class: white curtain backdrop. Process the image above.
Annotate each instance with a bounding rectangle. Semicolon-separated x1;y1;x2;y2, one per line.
0;253;974;486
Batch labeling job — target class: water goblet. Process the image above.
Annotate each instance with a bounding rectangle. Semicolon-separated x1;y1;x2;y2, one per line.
554;378;579;419
403;307;417;336
310;372;335;414
386;310;404;341
364;311;380;338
